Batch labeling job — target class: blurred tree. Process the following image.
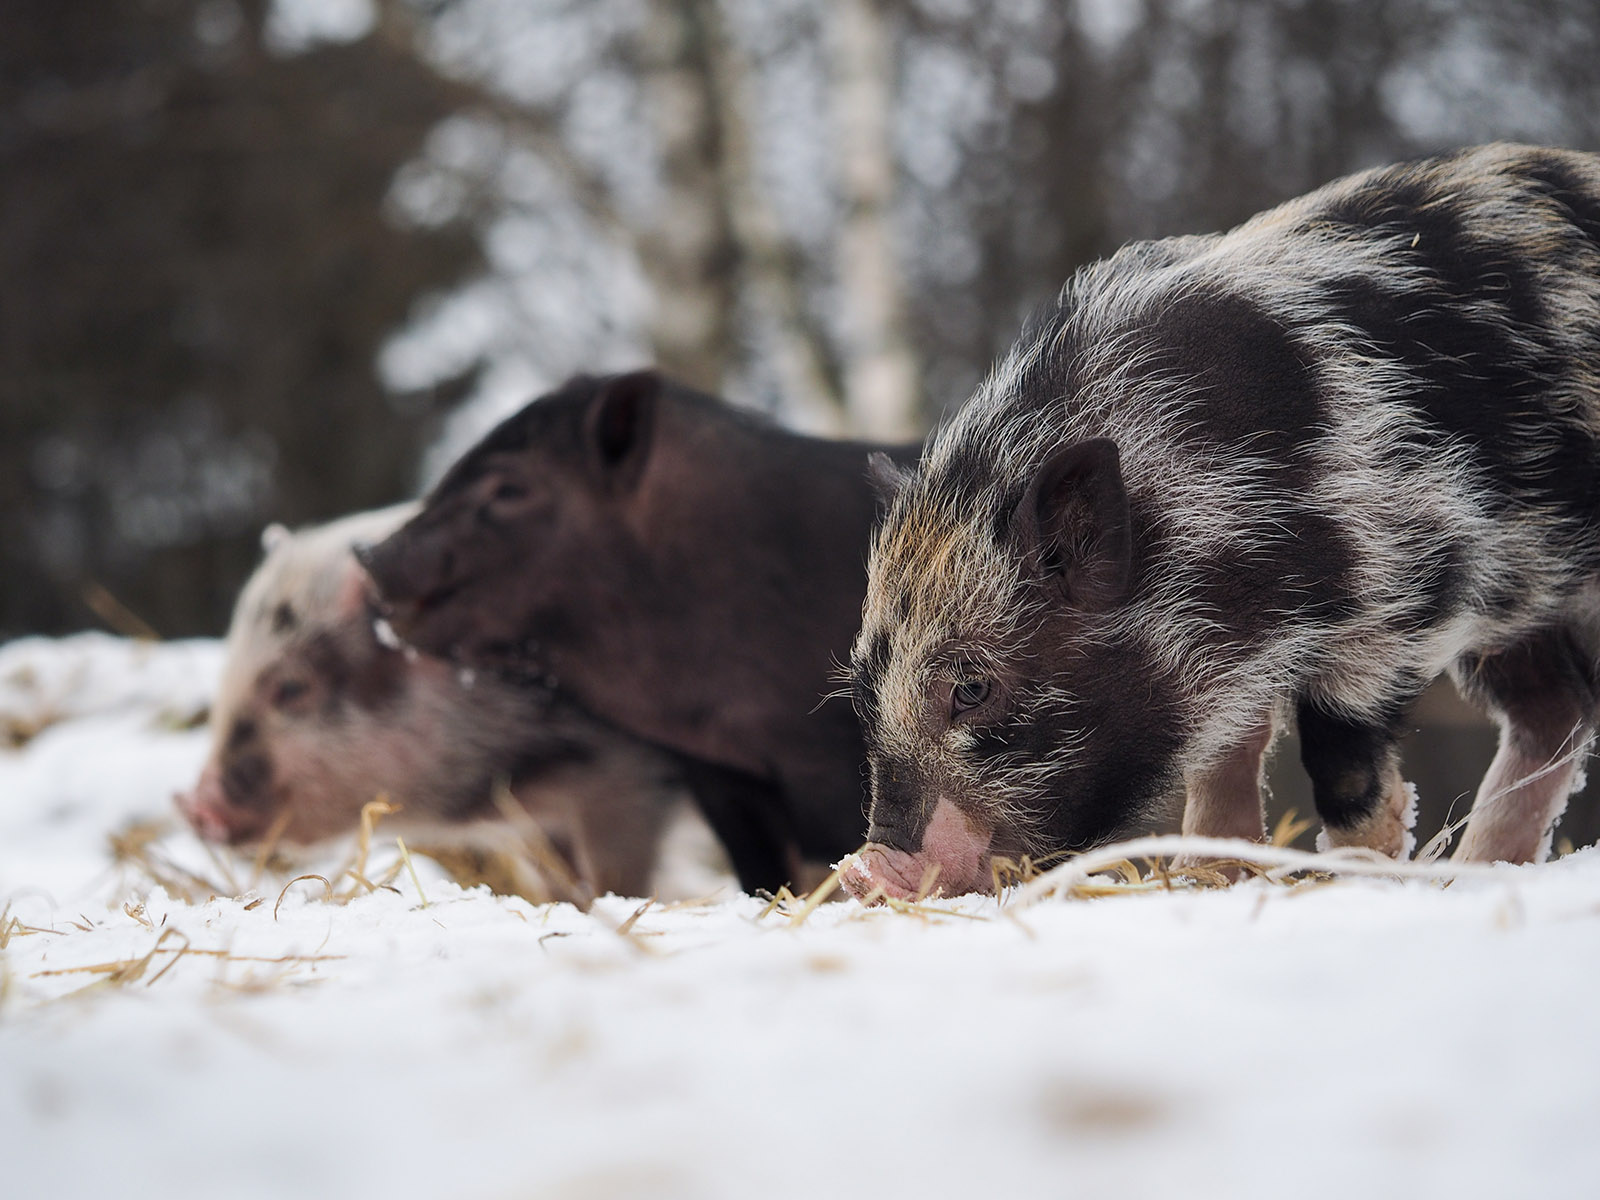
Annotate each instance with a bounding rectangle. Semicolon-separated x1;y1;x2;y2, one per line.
0;0;481;638
633;0;742;398
6;0;1600;647
825;0;920;439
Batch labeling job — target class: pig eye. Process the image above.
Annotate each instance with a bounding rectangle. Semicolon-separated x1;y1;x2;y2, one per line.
492;481;527;503
271;678;311;709
950;678;991;718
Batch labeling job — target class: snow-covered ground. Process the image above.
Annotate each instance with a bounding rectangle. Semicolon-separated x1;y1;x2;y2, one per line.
3;634;1598;1199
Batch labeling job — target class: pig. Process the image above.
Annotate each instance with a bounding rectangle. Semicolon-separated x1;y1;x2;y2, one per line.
844;143;1600;900
357;371;921;890
177;504;696;901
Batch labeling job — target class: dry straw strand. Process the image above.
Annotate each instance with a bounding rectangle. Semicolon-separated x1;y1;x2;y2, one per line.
615;897;655;936
489;782;593;911
341;795;399;896
1016;833;1522;908
34;943;342;981
275;873;334;920
395;836;430;909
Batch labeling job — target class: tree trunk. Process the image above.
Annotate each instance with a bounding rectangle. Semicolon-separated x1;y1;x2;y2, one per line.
826;0;921;439
633;1;739;395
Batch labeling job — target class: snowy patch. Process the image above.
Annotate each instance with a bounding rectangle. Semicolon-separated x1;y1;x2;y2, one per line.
371;616;404;652
3;635;1599;1198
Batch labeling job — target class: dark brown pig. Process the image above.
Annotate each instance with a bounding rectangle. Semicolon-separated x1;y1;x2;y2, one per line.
177;504;696;901
357;371;920;890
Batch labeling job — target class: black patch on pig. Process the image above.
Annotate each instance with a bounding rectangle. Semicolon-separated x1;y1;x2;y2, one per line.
301;631;406;714
1399;533;1467;634
1296;692;1414;831
1037;649;1185;852
226;717;258;751
1455;627;1600;734
1518;149;1600;246
1147;286;1327;492
1311;163;1600;539
222;751;273;809
509;739;596;779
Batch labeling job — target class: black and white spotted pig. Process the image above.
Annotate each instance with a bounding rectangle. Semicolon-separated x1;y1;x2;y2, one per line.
846;143;1600;900
177;505;690;900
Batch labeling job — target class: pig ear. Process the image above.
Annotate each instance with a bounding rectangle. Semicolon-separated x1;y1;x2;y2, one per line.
584;370;660;490
260;523;290;555
865;452;912;508
1015;438;1132;611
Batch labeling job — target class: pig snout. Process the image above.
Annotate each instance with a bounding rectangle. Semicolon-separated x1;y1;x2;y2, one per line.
354;535;457;608
350;539;387;584
841;798;995;903
176;764;249;844
353;542;405;610
354;539;457;653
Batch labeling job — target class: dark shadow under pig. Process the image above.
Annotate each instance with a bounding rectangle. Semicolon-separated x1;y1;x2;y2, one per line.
177;504;704;904
357;371;920;891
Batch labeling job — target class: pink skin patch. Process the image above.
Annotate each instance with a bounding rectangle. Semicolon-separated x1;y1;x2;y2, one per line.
842;797;994;903
174;765;235;843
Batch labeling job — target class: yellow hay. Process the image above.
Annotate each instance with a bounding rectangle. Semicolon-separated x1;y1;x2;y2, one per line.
615;898;655;936
395;836;429;909
33;932;342;998
1271;807;1316;848
274;874;334;920
340;795;399;895
81;580;160;641
1017;833;1522;907
490;782;594;911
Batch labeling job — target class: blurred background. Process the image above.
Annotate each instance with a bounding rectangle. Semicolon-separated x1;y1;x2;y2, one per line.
5;0;1600;843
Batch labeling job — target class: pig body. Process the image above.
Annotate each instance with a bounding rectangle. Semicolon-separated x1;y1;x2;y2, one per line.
178;505;692;901
359;372;920;890
847;143;1600;899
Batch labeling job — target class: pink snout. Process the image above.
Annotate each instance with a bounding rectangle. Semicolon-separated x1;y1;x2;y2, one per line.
842;798;994;903
175;764;255;844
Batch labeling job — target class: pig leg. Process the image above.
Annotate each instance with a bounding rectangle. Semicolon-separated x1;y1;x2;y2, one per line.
671;755;799;893
1452;630;1598;864
551;746;681;898
1171;718;1275;879
1297;697;1417;859
1180;718;1276;843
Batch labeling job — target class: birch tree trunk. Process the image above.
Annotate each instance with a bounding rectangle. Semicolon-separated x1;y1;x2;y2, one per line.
826;0;921;439
634;1;739;393
700;9;847;432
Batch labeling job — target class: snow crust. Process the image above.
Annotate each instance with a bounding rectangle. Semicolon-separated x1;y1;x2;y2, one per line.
3;634;1599;1198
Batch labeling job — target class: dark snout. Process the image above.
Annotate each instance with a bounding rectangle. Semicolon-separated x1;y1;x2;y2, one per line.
864;757;932;849
176;758;279;846
353;529;458;645
352;518;515;669
844;755;996;903
865;821;920;855
352;536;427;606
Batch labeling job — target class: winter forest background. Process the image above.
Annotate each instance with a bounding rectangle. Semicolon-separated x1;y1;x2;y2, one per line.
7;0;1600;843
9;0;1600;642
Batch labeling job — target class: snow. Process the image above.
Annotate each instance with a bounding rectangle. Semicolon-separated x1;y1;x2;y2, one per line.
4;635;1599;1198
